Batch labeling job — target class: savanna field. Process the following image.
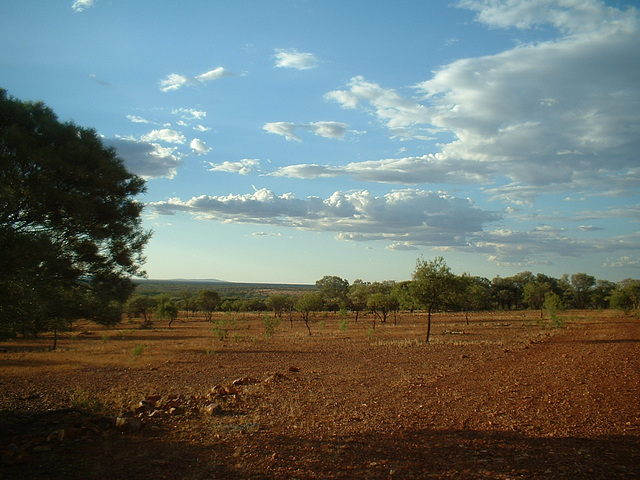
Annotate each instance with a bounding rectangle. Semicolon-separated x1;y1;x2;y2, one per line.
1;309;639;479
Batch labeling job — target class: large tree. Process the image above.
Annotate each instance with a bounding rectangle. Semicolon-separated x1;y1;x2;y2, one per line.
0;90;150;339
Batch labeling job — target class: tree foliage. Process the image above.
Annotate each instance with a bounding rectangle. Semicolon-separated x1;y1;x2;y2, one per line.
0;90;150;339
411;256;457;342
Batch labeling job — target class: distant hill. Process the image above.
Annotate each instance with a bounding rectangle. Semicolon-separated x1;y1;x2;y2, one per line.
132;278;313;298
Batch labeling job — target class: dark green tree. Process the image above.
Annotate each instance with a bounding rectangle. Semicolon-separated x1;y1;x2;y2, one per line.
198;289;221;321
0;90;150;339
315;275;349;311
570;273;596;309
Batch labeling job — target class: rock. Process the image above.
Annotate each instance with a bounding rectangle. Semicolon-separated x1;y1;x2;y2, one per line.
210;385;238;396
288;366;300;372
232;377;259;386
116;416;142;431
169;407;184;416
204;403;223;416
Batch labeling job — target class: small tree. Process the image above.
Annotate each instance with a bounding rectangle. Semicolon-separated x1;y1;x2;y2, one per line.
412;256;457;342
127;295;157;328
266;294;289;319
295;292;323;336
155;294;178;328
347;279;370;322
179;290;197;318
198;289;221;321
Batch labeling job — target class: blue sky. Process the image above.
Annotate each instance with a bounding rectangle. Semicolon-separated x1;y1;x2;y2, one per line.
2;0;639;284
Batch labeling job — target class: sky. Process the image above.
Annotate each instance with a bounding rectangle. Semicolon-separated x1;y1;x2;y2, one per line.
1;0;639;284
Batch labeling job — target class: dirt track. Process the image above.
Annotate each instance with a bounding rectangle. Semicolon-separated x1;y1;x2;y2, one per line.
1;310;639;479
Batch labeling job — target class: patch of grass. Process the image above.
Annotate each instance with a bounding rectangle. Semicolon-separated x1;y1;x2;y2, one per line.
366;327;375;338
338;319;348;332
131;344;145;358
101;334;111;343
70;387;105;414
263;314;280;338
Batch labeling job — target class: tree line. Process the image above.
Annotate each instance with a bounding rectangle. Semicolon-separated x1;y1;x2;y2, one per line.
126;257;640;341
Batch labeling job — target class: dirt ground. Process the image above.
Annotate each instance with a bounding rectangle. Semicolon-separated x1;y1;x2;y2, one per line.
1;309;639;479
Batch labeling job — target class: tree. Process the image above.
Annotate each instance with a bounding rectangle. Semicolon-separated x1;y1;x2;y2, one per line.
523;281;551;318
266;294;289;319
0;90;150;339
127;295;157;328
570;273;596;309
347;279;370;322
591;280;615;309
315;275;349;311
198;289;221;321
295;292;323;336
411;256;457;342
155;294;179;328
179;290;197;318
610;279;640;314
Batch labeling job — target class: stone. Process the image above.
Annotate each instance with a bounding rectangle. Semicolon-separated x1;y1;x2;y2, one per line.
232;377;259;386
204;403;223;416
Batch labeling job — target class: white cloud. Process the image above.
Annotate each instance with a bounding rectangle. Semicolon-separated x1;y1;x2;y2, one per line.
274;49;319;70
322;2;640;201
141;129;186;144
263;122;301;141
263;121;350;141
159;67;237;92
126;115;151;124
190;138;211;155
325;76;433;140
150;188;500;247
105;138;182;179
72;0;95;12
172;108;207;120
208;159;260;175
272;154;491;185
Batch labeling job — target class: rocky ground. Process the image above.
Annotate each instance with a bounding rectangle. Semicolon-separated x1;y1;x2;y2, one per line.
1;310;638;479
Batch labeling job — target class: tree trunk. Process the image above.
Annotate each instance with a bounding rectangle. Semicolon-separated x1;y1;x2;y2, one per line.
426;306;432;343
52;325;58;351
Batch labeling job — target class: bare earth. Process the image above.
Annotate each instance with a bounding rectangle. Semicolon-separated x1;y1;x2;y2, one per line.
1;310;639;479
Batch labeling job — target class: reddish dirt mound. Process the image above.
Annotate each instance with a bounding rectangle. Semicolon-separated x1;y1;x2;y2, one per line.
1;310;639;479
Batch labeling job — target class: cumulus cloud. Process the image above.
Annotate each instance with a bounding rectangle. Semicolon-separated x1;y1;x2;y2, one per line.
126;115;151;124
322;2;640;200
150;188;500;247
208;159;260;175
105;138;182;179
72;0;95;12
274;49;319;70
326;76;433;140
172;108;206;120
190;138;211;155
159;67;237;92
263;121;349;141
141;128;186;144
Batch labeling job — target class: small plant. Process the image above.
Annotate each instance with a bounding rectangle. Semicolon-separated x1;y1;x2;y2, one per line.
263;314;280;338
70;388;105;414
131;344;145;358
366;327;375;338
338;319;348;332
205;347;217;356
318;321;326;331
212;318;230;341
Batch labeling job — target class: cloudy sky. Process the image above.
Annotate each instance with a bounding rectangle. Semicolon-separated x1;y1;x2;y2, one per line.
2;0;639;283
